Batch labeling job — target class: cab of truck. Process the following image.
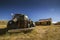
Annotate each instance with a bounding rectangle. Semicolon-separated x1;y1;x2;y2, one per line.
7;14;35;30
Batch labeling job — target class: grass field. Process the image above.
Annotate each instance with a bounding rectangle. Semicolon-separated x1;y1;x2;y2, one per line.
0;24;60;40
0;21;60;40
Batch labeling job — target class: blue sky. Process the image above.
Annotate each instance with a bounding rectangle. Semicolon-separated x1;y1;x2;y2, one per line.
0;0;60;23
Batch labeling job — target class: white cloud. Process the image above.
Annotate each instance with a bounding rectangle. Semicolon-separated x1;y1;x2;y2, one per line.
52;21;57;23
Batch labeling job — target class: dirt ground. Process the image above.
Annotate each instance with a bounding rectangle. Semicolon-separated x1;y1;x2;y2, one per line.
0;25;60;40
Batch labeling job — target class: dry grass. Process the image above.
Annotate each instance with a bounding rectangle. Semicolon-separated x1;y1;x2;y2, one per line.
0;21;8;28
0;25;48;40
48;25;60;40
0;21;60;40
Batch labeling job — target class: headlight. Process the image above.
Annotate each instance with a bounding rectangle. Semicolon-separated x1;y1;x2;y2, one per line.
9;21;12;24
